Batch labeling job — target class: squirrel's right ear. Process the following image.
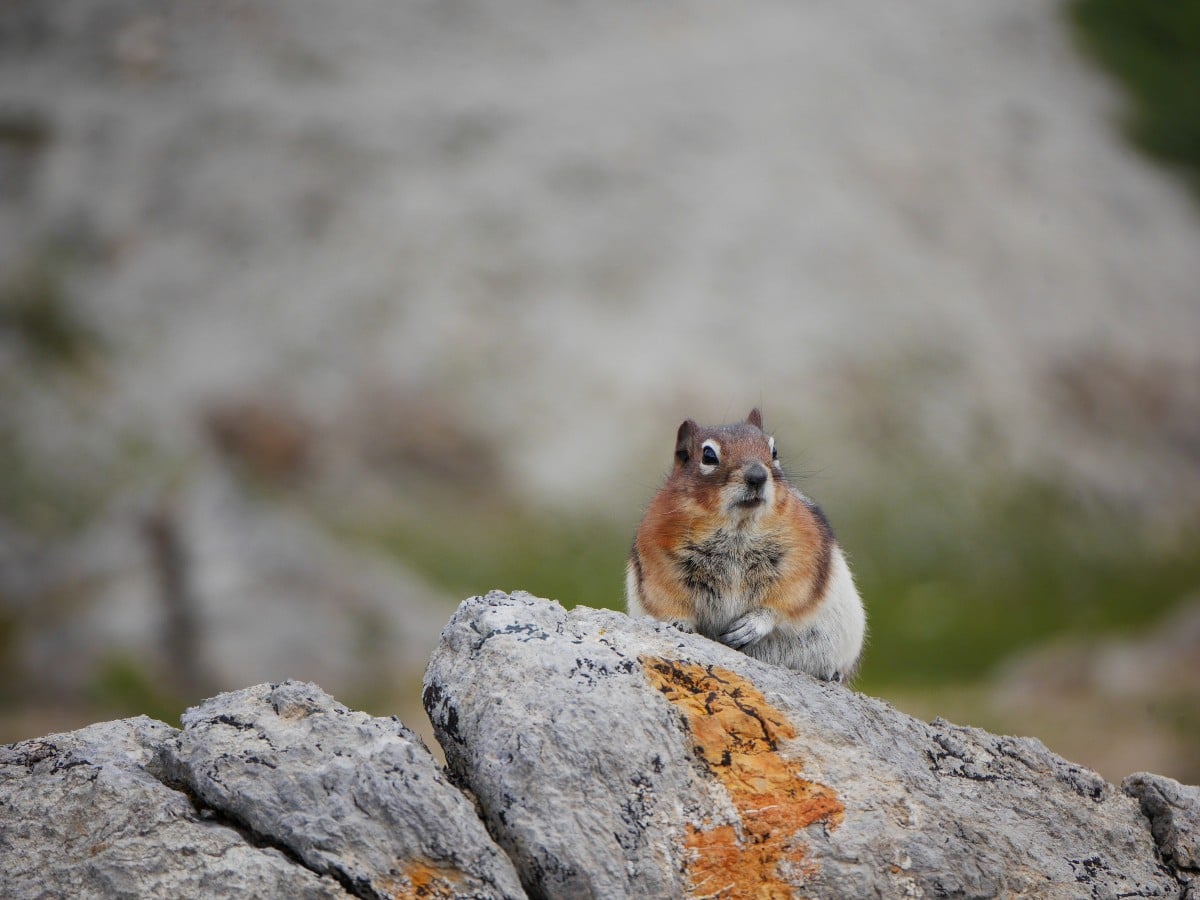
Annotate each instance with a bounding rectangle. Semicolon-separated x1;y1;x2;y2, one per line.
747;408;764;430
675;419;698;466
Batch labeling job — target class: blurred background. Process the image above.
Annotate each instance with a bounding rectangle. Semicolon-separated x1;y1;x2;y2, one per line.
2;0;1198;783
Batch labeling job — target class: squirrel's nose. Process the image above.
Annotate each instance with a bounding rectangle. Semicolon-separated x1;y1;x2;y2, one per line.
744;462;768;489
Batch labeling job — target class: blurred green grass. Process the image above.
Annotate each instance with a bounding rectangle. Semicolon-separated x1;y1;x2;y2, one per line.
0;248;103;370
1070;0;1200;196
346;472;1200;692
844;476;1200;690
342;503;631;615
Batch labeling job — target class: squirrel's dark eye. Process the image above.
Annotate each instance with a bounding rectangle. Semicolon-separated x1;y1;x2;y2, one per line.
702;445;719;466
772;445;778;460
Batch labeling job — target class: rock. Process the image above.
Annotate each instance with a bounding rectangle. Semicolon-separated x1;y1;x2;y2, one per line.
1;682;525;899
0;716;347;898
5;594;1194;899
160;680;525;900
1125;772;1200;894
424;591;1182;899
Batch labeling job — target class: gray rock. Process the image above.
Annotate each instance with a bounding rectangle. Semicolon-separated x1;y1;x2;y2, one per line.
161;680;526;900
5;594;1191;900
1125;771;1200;892
424;591;1181;899
0;716;347;898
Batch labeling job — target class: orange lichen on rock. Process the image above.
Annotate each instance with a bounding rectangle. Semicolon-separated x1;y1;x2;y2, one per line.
642;657;844;898
383;860;467;899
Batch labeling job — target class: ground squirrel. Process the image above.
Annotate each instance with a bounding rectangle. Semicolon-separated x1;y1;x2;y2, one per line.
626;408;866;681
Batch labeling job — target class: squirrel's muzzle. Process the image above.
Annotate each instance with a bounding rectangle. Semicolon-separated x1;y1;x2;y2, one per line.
735;461;770;508
743;462;769;490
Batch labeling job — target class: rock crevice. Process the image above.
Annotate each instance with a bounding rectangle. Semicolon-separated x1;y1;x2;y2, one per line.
1;681;526;899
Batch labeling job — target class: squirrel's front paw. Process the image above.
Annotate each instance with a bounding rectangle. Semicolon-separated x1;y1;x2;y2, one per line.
668;618;697;634
719;609;776;649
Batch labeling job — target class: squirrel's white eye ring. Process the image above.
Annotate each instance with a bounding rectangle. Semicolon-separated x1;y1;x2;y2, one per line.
701;441;720;467
769;437;778;460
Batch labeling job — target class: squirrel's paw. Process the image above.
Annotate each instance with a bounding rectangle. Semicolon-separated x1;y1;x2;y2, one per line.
667;618;696;634
719;609;777;649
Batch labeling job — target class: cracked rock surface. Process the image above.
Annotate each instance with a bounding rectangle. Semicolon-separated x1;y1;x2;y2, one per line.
1126;772;1200;898
0;682;525;899
4;594;1195;899
0;716;347;898
423;591;1183;898
160;680;526;900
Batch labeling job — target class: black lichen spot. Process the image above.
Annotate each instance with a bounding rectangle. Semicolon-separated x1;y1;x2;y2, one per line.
471;622;550;653
1069;855;1108;884
210;714;257;732
615;773;657;852
7;740;58;770
422;682;463;746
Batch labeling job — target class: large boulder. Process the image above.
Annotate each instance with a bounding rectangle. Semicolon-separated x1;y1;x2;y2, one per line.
423;591;1185;898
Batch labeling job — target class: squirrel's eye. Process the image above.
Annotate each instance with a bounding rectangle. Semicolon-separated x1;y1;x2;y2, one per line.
772;444;778;460
701;445;719;466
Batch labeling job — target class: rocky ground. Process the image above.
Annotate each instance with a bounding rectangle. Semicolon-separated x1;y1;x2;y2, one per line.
4;594;1196;898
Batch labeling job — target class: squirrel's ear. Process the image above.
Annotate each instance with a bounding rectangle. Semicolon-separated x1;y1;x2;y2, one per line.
675;419;697;466
747;407;763;430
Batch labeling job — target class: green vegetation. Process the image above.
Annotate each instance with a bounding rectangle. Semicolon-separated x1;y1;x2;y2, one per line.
0;108;52;152
344;503;631;615
348;473;1200;692
0;424;171;541
86;655;186;726
842;475;1200;690
0;252;102;368
0;425;105;539
1070;0;1200;197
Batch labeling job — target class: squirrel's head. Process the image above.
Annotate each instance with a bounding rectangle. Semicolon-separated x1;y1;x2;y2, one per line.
671;408;783;520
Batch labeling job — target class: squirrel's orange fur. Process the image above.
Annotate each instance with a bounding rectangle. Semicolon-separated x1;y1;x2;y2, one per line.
626;408;865;681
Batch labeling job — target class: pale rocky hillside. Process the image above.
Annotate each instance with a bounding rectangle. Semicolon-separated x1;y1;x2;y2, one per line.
2;0;1198;769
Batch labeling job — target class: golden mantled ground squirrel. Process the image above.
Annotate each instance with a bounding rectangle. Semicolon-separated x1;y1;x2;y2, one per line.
626;409;866;682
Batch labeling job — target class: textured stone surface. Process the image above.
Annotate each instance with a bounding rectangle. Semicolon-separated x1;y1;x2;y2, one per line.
161;680;525;900
0;716;347;898
1126;772;1200;894
424;591;1181;899
5;595;1194;899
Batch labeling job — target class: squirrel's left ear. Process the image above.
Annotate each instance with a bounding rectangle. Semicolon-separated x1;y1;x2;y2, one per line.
747;408;763;430
675;419;698;466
